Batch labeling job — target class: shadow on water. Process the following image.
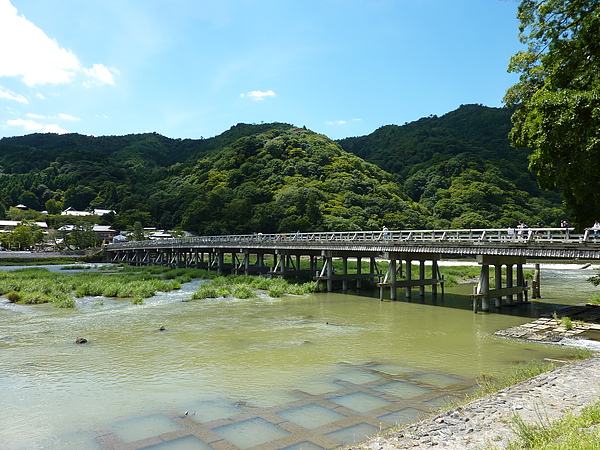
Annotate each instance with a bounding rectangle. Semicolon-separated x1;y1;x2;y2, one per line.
343;285;587;320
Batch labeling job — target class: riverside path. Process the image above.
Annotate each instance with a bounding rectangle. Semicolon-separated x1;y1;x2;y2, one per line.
103;227;600;312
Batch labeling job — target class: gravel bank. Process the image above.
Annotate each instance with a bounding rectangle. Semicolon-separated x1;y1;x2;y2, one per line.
352;353;600;449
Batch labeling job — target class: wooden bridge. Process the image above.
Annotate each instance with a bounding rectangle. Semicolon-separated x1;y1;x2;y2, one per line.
103;227;600;312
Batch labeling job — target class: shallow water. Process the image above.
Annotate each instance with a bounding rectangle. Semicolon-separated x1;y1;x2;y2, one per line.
0;263;597;449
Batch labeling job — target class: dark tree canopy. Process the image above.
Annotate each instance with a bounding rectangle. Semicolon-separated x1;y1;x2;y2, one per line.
504;0;600;227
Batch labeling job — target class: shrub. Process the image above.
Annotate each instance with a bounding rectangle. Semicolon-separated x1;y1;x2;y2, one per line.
588;292;600;305
5;290;21;302
231;284;256;299
53;295;76;308
561;316;573;330
268;285;287;298
21;292;52;304
191;285;220;299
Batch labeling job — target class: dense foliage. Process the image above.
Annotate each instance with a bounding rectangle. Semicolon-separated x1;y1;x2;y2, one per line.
0;105;568;234
504;0;600;227
339;104;568;228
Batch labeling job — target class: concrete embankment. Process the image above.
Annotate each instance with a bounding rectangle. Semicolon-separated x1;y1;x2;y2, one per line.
352;353;600;449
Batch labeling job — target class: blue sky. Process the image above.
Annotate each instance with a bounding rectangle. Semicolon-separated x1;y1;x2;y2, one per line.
0;0;522;141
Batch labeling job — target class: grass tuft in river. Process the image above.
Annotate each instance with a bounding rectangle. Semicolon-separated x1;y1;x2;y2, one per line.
190;275;320;300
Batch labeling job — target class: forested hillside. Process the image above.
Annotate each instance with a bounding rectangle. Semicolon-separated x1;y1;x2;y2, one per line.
339;104;567;229
0;125;429;233
0;105;568;234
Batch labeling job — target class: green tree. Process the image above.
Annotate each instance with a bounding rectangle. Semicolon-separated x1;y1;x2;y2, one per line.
6;206;43;221
65;222;99;249
132;221;145;241
45;199;63;215
504;0;600;227
7;223;44;250
17;190;41;210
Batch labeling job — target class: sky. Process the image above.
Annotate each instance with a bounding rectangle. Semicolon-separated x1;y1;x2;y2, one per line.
0;0;523;141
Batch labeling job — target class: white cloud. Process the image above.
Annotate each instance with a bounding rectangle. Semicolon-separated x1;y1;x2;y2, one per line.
83;64;118;87
326;118;362;126
58;113;80;121
7;118;43;131
0;0;117;88
240;90;276;101
43;123;69;134
0;85;28;103
7;117;68;134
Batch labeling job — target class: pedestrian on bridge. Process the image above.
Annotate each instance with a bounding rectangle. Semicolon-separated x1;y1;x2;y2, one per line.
593;221;600;239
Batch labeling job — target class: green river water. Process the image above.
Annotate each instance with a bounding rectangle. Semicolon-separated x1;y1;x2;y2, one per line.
1;263;599;449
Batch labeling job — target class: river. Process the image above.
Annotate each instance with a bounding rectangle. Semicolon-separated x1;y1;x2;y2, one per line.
0;262;598;449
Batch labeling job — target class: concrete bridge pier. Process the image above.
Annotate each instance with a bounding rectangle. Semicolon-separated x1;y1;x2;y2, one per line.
473;255;528;312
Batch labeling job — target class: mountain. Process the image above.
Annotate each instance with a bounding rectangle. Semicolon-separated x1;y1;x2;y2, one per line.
338;104;567;228
0;125;429;233
0;106;568;234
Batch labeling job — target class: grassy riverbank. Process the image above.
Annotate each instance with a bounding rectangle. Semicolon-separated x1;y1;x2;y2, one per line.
504;401;600;449
0;265;211;307
487;353;600;450
0;264;322;307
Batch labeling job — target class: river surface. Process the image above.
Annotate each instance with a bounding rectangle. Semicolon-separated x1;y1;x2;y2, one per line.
0;262;598;449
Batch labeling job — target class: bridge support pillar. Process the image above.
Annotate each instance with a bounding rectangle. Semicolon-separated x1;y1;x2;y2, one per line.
506;264;514;304
532;263;541;298
405;259;412;299
217;250;224;274
390;259;397;301
378;252;444;301
473;255;528;313
356;257;362;289
342;257;348;293
326;254;334;292
315;251;379;292
494;264;502;307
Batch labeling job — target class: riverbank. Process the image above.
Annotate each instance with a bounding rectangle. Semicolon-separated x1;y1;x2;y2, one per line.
0;249;101;265
352;353;600;449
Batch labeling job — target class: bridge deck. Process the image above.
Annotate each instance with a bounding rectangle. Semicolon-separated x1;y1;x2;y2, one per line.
105;228;600;260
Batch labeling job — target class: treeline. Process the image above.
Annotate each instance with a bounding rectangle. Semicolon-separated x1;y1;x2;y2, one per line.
0;105;568;234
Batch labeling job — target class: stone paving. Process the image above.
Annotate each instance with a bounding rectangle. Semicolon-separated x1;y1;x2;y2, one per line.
92;363;477;450
352;353;600;450
494;304;600;342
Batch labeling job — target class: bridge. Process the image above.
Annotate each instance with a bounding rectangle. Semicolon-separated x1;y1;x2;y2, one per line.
104;227;600;312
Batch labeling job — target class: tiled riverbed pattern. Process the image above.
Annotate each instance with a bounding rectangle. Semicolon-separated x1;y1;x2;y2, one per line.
93;362;475;450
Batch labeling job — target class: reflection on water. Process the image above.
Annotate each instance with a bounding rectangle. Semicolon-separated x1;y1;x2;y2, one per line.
0;263;596;449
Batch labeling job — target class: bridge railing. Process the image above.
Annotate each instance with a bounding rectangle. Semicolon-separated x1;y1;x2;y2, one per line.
105;227;596;250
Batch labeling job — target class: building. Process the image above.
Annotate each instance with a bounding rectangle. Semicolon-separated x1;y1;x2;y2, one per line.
57;224;118;243
0;220;48;232
61;207;116;217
